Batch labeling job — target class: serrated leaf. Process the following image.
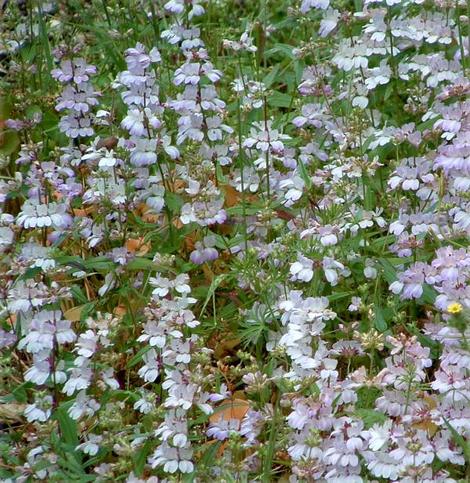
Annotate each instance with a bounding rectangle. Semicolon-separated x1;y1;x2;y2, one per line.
354;409;388;429
165;192;183;212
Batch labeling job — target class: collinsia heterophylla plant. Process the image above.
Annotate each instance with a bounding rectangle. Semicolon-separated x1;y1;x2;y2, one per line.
0;0;469;480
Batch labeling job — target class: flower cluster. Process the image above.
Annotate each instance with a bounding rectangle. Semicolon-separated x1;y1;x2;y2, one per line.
52;57;99;139
1;0;469;480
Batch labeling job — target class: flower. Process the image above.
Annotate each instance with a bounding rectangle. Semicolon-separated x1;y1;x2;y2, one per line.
17;201;72;229
447;302;463;314
24;395;54;422
68;391;100;420
76;434;103;456
134;390;156;414
289;255;314;283
189;235;218;264
207;417;241;440
52;59;96;84
301;0;330;12
364;421;392;451
149;442;194;473
243;120;290;154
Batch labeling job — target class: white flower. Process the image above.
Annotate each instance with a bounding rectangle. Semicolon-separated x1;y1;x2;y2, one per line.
74;330;98;358
150;442;194;473
100;368;120;390
352;95;369;109
322;257;346;286
279;175;304;206
17;201;71;229
138;349;160;382
243;120;290;154
364;61;391;90
68;390;100;420
364;263;378;279
207;418;241;440
62;363;93;396
301;0;330;12
24;395;53;422
24;351;50;385
290;255;314;283
364;421;392;451
150;274;191;298
121;108;161;136
319;9;340;37
134;390;155;414
389;280;404;295
76;434;103;456
0;226;14;252
98;149;119;167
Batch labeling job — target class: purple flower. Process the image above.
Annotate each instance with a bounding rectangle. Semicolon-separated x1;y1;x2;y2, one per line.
190;235;219;264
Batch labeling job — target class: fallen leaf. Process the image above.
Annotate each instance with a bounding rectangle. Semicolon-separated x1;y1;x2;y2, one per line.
275;208;294;221
0;403;26;423
412;419;439;437
97;136;118;150
172;218;183;229
113;304;127;318
213;337;241;359
134;203;159;223
222;184;241;208
63;305;84;322
208;397;250;457
73;205;95;217
125;237;151;256
209;398;249;424
221;184;259;208
202;263;214;283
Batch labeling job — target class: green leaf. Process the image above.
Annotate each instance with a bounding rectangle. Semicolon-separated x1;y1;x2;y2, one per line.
268;91;293;108
133;440;153;476
263;64;280;88
421;285;436;305
374;304;388;332
265;43;295;59
0;130;20;156
36;3;54;73
199;274;230;318
70;285;88;305
378;258;399;283
126;257;156;271
82;256;115;272
297;158;312;190
354;409;388;428
328;292;353;302
54;404;79;447
127;345;152;369
200;441;222;466
165;192;183;212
